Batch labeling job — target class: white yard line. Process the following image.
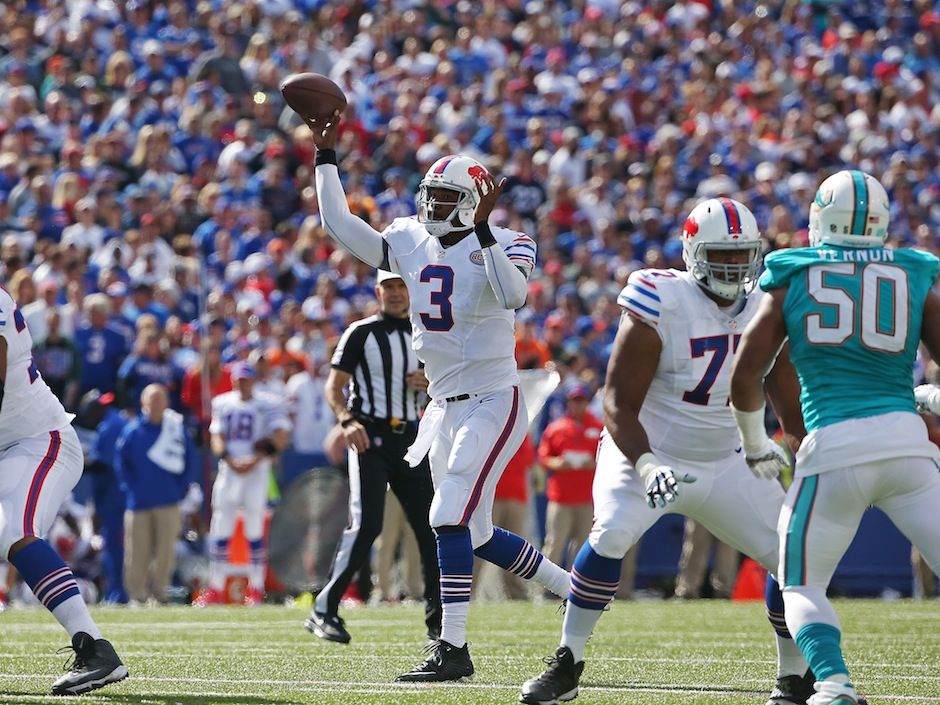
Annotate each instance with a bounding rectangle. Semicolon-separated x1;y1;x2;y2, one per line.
0;674;939;701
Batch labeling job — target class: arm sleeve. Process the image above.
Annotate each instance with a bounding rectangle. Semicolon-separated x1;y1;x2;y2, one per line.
479;226;530;310
315;164;390;269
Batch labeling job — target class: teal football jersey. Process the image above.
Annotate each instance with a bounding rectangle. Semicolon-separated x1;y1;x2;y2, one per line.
760;246;939;431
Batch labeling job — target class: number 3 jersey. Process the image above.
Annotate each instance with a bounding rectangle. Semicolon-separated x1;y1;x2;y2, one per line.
0;286;73;447
618;268;763;462
381;217;536;400
209;391;290;461
761;245;939;431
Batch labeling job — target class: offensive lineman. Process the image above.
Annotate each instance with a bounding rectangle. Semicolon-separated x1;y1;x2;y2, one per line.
0;286;127;694
521;199;814;705
731;170;938;705
309;110;570;681
202;361;290;606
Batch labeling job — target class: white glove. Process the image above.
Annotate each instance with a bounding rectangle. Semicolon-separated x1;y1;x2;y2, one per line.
636;452;696;509
743;437;790;480
179;482;204;515
732;404;789;480
914;384;940;415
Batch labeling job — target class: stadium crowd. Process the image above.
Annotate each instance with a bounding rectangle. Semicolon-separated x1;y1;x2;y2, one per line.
0;0;939;603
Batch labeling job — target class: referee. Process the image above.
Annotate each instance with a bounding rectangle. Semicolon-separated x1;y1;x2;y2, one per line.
305;270;441;644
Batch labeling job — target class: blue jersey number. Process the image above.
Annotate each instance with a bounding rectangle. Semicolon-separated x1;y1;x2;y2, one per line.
225;412;255;441
682;334;741;406
419;265;455;332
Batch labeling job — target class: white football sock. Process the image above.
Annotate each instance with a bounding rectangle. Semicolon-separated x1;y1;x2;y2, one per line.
535;559;570;598
209;561;228;591
776;633;809;677
560;602;603;663
53;595;102;640
440;601;469;647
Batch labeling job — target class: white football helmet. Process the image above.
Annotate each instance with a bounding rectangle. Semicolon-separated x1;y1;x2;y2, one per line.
681;197;762;301
808;170;889;248
416;155;488;237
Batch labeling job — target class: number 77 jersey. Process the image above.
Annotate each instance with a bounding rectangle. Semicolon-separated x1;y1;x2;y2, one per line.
761;245;940;431
618;268;764;462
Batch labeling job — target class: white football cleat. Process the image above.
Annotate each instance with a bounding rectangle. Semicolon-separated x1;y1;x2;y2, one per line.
808;680;860;705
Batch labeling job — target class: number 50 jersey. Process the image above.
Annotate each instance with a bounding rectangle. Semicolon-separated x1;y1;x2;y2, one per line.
618;268;764;463
761;245;939;431
382;217;536;401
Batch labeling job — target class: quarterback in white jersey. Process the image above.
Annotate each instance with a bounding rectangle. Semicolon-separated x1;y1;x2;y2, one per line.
309;111;569;682
204;361;290;606
522;199;813;705
0;286;127;695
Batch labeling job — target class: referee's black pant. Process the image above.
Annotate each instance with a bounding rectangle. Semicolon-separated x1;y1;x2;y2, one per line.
315;420;441;637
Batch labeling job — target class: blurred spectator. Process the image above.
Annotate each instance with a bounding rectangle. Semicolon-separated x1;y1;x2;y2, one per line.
74;293;128;398
673;520;740;600
33;309;81;411
116;328;181;411
475;435;538;600
115;384;196;604
537;384;602;570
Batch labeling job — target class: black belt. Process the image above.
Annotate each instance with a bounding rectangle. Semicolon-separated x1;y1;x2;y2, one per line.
445;393;475;402
354;414;414;434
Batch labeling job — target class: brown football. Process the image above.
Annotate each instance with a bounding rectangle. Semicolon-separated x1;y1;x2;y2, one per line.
280;72;347;121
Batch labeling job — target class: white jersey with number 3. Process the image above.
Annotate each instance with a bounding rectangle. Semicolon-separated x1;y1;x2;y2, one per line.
382;217;536;400
618;268;763;462
0;287;73;447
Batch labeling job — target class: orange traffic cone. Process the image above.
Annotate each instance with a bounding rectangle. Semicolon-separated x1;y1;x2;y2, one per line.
731;557;767;601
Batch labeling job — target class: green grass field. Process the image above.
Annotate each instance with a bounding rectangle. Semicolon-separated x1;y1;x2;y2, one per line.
0;599;937;704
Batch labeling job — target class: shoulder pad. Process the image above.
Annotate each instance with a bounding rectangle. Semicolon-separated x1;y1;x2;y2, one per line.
383;216;428;252
617;268;682;325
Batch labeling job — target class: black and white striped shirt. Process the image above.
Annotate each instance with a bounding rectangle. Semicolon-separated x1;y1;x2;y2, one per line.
331;314;422;422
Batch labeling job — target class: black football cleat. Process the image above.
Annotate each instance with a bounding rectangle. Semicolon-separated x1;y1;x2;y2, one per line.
51;632;128;696
304;611;351;644
520;646;584;704
396;639;474;682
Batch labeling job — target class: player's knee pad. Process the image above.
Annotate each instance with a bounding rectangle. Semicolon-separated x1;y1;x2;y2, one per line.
781;584;839;630
429;476;472;528
588;526;635;559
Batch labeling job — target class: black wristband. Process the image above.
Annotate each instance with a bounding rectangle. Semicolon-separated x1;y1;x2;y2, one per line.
315;148;338;166
474;221;497;248
255;438;278;457
340;416;356;428
218;450;229;462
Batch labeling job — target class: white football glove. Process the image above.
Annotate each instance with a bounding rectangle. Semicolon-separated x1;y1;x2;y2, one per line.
914;384;940;415
636;452;696;509
743;437;790;480
732;404;789;480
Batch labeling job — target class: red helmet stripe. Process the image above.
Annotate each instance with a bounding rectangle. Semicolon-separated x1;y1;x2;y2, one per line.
434;157;455;174
718;197;741;234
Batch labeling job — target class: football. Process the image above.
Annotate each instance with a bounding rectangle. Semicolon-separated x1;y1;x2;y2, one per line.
279;72;347;121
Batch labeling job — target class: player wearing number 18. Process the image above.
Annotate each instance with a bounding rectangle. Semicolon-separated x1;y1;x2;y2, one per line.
309;111;570;682
731;170;940;705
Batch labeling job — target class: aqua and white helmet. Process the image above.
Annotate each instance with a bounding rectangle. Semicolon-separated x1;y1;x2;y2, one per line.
681;197;762;301
416;155;488;237
808;170;889;248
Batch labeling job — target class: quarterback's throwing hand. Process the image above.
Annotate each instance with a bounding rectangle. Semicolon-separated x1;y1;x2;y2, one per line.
307;109;341;150
474;172;506;224
744;439;790;480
